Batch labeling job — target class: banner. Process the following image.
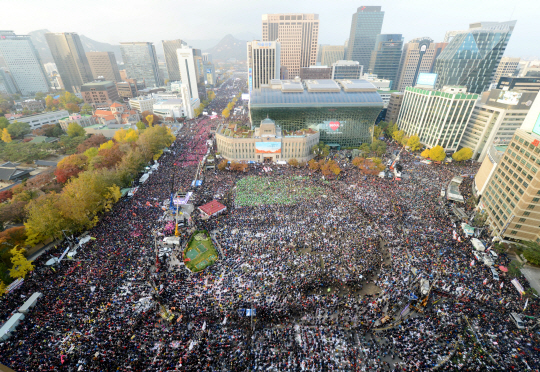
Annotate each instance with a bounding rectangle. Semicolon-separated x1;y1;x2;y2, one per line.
511;278;525;295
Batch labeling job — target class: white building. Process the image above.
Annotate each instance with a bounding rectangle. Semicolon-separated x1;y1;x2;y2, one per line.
43;62;58;76
458;89;536;161
177;45;199;102
129;95;156;113
152;83;195;119
397;86;478;151
362;74;391;90
332;60;363;80
491;57;520;86
247;40;281;91
8;110;69;130
0;31;50;96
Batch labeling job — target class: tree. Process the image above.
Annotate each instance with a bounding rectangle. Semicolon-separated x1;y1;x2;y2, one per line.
99;140;115;151
9;247;34;279
429;145;446;161
0;201;28;224
55;154;88;183
1;128;12;143
421;148;430;158
222;108;230;118
452;147;473;162
308;159;319;171
407;135;422;151
66;122;86;138
288;158;299;167
7;121;31;138
523;241;540;266
114;128;139;143
146;114;154;127
352;157;362;167
373;126;383;140
24;193;68;245
141;111;161;126
83;147;99;163
0;190;13;203
91;145;124;169
77;134;108;153
34;92;46;101
359;143;371;157
66;103;80;114
371;140;387;157
392;130;405;144
217;159;228;171
0;227;28;250
312;142;330;160
0;117;9;129
136;121;146;132
80;104;93;115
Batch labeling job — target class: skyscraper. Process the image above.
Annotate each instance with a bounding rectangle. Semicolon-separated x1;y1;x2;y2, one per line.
0;31;50;96
177;45;200;102
433;21;516;94
86;52;121;82
247;41;280;91
491;56;520;85
368;34;403;89
346;6;385;70
262;13;319;77
395;38;448;91
45;32;93;93
120;42;163;88
162;39;187;82
320;45;346;67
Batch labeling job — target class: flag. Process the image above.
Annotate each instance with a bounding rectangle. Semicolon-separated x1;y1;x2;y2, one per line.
483;278;488;285
524;298;529;311
452;230;457;240
500;282;504;289
470;260;475;267
202;321;206;330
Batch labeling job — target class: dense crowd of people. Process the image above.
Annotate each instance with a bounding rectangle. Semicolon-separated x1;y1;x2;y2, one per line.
0;78;539;371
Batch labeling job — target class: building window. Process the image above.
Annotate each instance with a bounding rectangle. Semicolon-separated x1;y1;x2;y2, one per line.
515;224;522;229
510;230;517;235
527;204;535;210
518;218;526;223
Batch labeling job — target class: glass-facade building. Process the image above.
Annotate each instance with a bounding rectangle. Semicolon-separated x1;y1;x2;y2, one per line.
120;42;163;88
433;21;516;94
249;79;383;147
368;34;404;89
346;6;385;71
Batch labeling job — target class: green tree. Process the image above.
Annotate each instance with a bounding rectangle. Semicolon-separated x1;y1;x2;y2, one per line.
371;140;387;157
359;143;371;157
392;129;405;144
136;121;146;132
7;121;31;138
80;104;93;115
452;147;473;162
373;126;383;140
429;145;446;161
407;135;422;151
312;142;330;160
66;122;86;138
34;92;46;101
523;241;540;266
0;117;9;129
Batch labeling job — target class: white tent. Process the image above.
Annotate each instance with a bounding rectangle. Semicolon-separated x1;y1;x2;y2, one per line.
18;292;42;314
0;313;25;341
471;238;486;252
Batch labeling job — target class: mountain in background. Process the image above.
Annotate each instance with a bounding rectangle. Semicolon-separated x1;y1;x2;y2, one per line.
204;34;247;61
28;29;123;64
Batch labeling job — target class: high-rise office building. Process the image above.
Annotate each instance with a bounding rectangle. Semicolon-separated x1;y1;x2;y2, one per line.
396;38;448;91
86;52;121;82
203;62;216;86
397;86;478;151
332;60;362;80
346;6;385;71
202;53;212;63
45;32;93;93
120;42;163;88
491;57;520;85
368;34;403;90
480;125;540;243
433;21;516;94
177;45;200;102
459;89;536;161
0;31;50;96
385;92;404;123
247;41;281;91
0;68;19;95
320;45;346;67
262;13;319;78
162;39;187;82
497;77;540;93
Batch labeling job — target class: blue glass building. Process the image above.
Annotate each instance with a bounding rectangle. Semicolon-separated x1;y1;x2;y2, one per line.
433;21;516;94
368;34;404;90
346;6;385;72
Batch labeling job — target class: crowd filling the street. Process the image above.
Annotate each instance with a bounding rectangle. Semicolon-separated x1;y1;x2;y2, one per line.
0;78;539;372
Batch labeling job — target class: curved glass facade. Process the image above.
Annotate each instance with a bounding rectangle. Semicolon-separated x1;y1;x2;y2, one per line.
250;105;380;147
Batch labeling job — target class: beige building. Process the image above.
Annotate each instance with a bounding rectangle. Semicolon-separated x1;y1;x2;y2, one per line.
396;38;447;91
385;92;404;123
458;89;535;161
491;57;520;85
216;118;319;163
262;13;319;78
80;80;120;107
320;45;345;67
480;129;540;242
86;52;121;82
247;40;281;91
58;113;97;131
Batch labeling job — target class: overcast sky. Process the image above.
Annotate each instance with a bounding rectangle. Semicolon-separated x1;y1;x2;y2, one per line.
5;0;539;58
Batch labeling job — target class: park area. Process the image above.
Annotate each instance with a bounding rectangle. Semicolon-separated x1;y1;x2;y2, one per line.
183;230;218;272
235;176;324;206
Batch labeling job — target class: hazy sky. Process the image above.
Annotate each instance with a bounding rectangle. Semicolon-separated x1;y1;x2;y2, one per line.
5;0;539;58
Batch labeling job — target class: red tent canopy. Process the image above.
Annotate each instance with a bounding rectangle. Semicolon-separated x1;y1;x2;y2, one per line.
198;200;227;217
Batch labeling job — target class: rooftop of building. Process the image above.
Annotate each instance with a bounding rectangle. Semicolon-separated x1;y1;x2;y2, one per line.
251;79;383;107
80;80;115;90
404;86;478;99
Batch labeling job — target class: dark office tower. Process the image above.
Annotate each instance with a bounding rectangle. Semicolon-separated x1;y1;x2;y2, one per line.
45;32;93;93
368;34;403;89
433;21;516;94
162;39;187;82
346;6;384;70
120;42;163;88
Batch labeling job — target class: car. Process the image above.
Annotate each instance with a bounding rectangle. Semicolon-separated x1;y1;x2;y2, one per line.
510;312;525;329
488;250;498;259
490;268;499;281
